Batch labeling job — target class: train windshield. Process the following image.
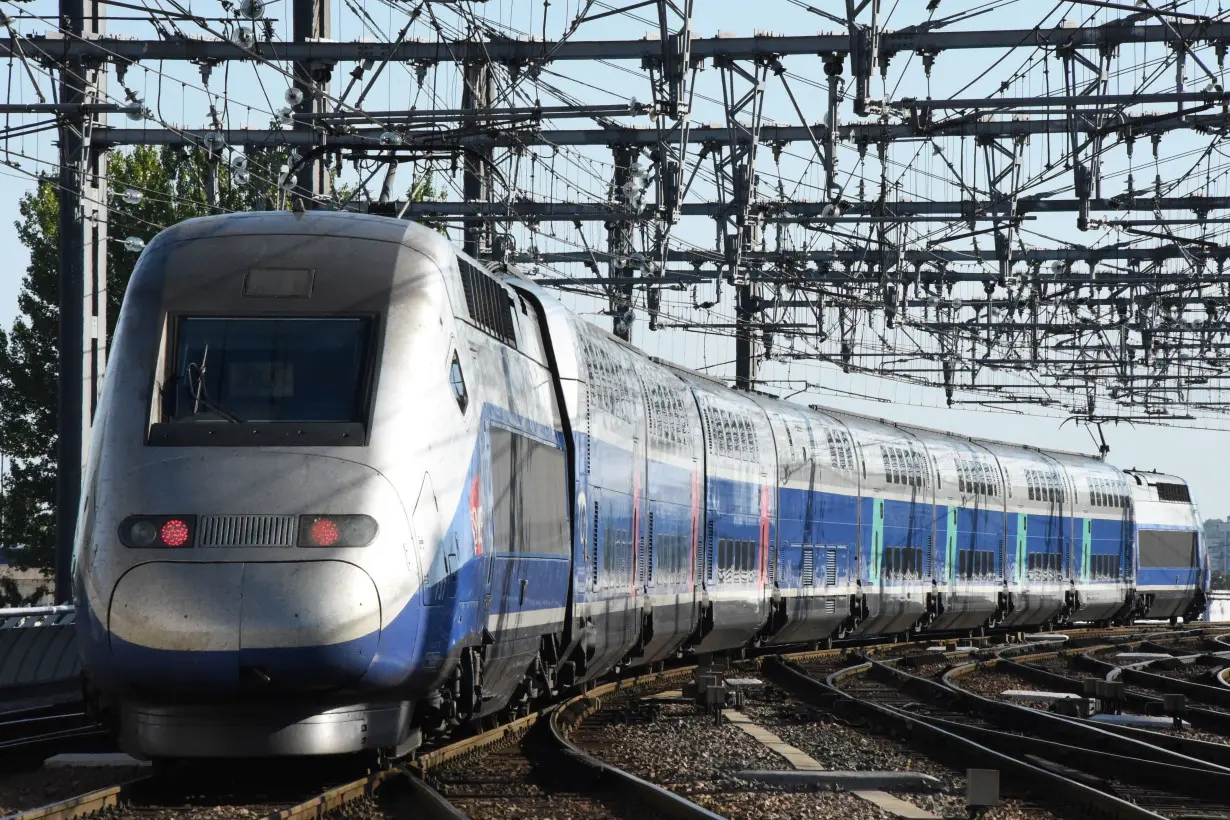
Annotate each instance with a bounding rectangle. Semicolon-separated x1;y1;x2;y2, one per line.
164;317;372;423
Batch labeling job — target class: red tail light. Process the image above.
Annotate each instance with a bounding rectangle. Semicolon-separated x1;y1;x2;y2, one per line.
309;518;339;547
298;515;378;547
118;516;196;548
160;519;190;547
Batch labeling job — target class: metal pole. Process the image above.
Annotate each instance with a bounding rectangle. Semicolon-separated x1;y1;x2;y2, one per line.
293;0;330;199
54;0;84;604
734;283;758;390
462;62;491;259
609;145;636;341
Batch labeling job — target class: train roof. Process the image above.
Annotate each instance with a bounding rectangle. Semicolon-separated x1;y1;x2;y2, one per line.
572;316;1107;464
146;212;1115;471
1123;469;1190;487
148;209;455;258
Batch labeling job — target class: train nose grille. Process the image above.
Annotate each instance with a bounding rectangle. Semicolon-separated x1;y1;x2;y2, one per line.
198;515;297;547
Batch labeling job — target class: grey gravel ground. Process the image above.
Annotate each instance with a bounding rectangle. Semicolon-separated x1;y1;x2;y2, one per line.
0;766;147;815
97;807;276;819
18;760;364;820
576;682;1061;820
952;668;1055;707
429;721;669;820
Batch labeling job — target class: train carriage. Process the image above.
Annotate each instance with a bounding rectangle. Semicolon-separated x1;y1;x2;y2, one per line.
74;211;1209;762
750;399;860;646
1128;471;1207;622
914;432;1004;633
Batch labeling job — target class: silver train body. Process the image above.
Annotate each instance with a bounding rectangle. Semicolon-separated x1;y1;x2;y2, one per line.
73;211;1210;761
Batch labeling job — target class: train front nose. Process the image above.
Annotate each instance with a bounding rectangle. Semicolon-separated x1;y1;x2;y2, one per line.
98;454;418;693
108;559;382;690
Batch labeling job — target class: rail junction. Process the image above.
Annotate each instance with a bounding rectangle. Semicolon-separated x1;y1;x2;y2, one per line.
0;623;1222;820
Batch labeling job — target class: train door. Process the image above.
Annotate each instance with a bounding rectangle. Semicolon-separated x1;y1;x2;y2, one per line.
1063;469;1078;583
1015;508;1027;585
412;473;450;604
946;503;958;588
690;457;701;600
759;472;771;610
870;496;885;589
488;427;522;630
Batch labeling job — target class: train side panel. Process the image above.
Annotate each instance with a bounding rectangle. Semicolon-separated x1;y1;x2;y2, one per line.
1128;472;1206;621
753;400;860;645
915;435;1003;632
453;253;572;716
632;363;704;665
811;414;921;637
569;325;648;679
1048;455;1133;624
675;373;775;652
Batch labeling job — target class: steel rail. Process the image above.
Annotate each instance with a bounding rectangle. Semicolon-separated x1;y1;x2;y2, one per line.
850;653;1230;814
257;768;466;820
763;654;1165;820
0;625;1216;820
938;650;1230;816
937;655;1230;773
548;692;727;820
995;647;1230;763
1077;646;1230;708
1;779;153;820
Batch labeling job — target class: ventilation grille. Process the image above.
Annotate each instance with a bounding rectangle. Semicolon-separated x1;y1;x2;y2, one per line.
825;549;837;585
592;502;600;588
1156;482;1191;503
802;547;814;586
198;515;296;547
643;512;654;586
706;519;715;582
459;259;516;346
825;598;836;615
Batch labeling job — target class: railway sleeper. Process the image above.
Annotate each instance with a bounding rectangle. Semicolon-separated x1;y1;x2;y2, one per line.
879;659;1230;775
929;658;1230;776
762;656;1162;820
915;710;1230;806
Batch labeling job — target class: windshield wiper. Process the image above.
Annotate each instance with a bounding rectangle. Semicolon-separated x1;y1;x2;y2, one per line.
186;347;244;423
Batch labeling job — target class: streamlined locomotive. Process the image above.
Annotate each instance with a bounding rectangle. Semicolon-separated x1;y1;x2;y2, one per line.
73;210;1208;760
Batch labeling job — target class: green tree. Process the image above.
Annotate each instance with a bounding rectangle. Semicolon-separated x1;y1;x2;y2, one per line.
0;147;442;604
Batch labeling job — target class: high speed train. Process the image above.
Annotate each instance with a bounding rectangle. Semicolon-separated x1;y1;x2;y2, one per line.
72;210;1209;762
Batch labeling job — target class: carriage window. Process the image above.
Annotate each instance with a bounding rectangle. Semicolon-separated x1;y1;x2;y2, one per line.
1139;529;1198;568
490;427;569;557
164;317;372;424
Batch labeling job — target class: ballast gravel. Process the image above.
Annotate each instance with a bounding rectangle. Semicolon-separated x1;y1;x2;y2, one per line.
575;682;1061;819
0;765;148;815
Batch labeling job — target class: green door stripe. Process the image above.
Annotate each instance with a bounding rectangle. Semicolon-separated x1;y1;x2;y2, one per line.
871;498;884;584
947;506;958;584
1015;514;1027;584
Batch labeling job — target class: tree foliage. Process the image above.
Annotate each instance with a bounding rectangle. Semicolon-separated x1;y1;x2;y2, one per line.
0;147;437;603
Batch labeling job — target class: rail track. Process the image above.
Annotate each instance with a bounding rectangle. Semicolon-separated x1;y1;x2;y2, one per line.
0;666;720;820
759;628;1230;820
3;623;1227;820
1004;638;1230;743
0;699;110;773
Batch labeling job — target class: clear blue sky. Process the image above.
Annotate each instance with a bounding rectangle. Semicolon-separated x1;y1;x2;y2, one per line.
2;0;1229;519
